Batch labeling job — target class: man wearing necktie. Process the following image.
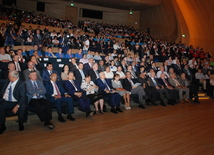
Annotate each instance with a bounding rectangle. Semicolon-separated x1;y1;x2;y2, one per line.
168;73;190;103
42;62;60;81
157;73;179;104
23;61;42;81
26;71;55;129
96;72;122;114
45;73;75;122
63;72;94;117
148;72;173;106
0;71;26;134
123;71;147;109
74;63;86;84
88;63;100;83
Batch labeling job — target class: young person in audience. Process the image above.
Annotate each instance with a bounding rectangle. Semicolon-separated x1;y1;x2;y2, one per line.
93;52;102;61
86;50;93;59
112;74;131;109
29;45;43;57
63;72;94;117
61;64;70;80
45;47;56;58
45;73;75;122
75;49;83;59
0;71;26;134
79;54;88;64
25;71;55;129
42;62;60;81
64;49;73;59
81;75;105;115
55;47;65;58
96;72;123;114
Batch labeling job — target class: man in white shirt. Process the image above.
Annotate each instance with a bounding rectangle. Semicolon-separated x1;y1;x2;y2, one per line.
0;48;12;62
83;37;90;55
0;70;26;134
156;66;169;78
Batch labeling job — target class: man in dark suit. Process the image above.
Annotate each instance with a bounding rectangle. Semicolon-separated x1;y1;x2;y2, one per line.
96;72;122;114
63;72;94;117
183;65;193;82
26;71;55;129
98;60;106;72
12;55;26;71
33;29;44;46
88;63;100;83
123;71;147;109
69;57;79;72
83;58;94;75
121;60;127;73
157;73;179;104
148;72;173;106
0;70;26;134
74;62;86;85
2;62;21;80
23;61;42;81
45;73;75;122
42;62;60;81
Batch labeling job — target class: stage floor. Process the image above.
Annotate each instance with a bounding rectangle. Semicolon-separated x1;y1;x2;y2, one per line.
1;99;214;155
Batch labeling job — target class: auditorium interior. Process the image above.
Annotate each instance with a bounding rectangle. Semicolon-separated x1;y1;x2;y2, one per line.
0;0;214;154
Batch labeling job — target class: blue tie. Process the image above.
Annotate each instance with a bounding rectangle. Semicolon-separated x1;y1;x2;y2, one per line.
33;81;38;90
8;82;13;102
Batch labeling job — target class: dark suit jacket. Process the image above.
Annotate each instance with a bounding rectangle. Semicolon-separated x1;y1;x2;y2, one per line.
33;34;44;45
44;81;67;100
25;79;46;102
69;63;78;72
147;77;162;87
42;69;60;81
157;78;171;88
83;63;92;75
12;61;27;71
88;69;99;81
0;79;26;107
74;69;86;83
98;65;106;72
123;78;137;91
63;80;82;97
96;78;113;94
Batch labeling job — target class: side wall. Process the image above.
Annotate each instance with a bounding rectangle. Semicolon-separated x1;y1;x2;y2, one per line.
139;0;180;42
14;0;140;29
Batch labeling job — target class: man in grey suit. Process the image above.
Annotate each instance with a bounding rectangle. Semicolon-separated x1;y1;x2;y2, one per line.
23;61;42;81
168;73;190;103
25;71;54;129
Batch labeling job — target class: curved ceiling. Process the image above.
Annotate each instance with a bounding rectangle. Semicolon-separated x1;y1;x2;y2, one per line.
66;0;163;10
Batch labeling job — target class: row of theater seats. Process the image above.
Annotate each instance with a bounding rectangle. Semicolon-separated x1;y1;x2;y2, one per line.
1;78;139;122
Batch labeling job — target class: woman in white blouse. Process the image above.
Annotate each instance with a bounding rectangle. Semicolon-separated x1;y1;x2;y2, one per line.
116;66;126;79
81;75;105;115
104;66;114;79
